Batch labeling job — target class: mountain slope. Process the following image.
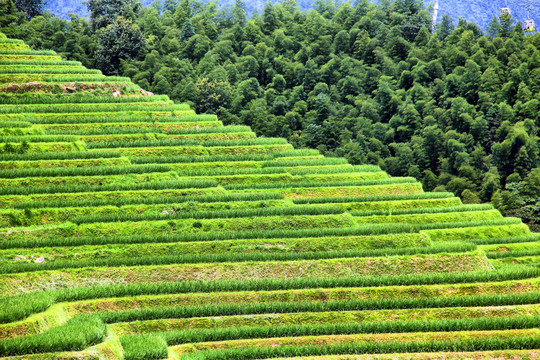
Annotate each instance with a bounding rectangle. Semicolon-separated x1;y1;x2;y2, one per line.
0;31;539;360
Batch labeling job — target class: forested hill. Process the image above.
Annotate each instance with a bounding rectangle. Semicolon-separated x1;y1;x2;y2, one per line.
43;0;539;30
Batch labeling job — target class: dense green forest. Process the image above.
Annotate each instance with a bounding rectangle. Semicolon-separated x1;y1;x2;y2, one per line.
1;0;539;229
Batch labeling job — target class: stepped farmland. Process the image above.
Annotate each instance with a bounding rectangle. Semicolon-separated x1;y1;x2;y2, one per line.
0;32;539;360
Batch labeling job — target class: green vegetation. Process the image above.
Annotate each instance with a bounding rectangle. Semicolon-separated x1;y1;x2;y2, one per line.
2;265;538;323
122;334;167;360
171;336;540;360
354;209;503;224
6;0;540;229
130;317;540;347
0;178;217;196
102;293;540;326
0;242;475;274
0;11;537;360
12;192;285;209
70;205;346;224
0;232;427;263
0;156;130;170
0;315;106;356
0;186;225;208
27;113;208;124
0;150;121;161
224;178;417;190
0;220;528;249
0;164;173;178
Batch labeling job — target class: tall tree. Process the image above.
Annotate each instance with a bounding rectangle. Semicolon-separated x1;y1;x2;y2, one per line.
498;12;515;37
94;17;145;75
232;0;246;27
163;0;177;13
181;18;195;41
262;2;278;34
86;0;142;30
436;14;454;40
0;0;23;37
14;0;44;19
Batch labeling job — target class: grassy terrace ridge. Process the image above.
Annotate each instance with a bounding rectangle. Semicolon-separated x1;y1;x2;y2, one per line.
0;33;538;360
258;350;540;359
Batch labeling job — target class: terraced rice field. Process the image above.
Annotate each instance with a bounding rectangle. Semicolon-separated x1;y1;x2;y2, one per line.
0;32;539;360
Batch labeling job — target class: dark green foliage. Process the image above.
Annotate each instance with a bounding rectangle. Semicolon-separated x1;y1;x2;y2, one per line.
492;168;540;231
193;78;232;115
94;17;145;75
13;0;45;19
181;19;195;42
87;0;142;29
0;0;24;38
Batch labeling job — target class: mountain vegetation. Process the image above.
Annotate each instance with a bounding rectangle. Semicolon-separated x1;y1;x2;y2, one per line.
0;28;538;360
2;0;539;230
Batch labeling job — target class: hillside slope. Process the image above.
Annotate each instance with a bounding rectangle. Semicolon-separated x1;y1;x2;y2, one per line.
0;32;539;360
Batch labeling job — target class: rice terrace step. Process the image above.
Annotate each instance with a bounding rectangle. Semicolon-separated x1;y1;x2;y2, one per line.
0;31;538;360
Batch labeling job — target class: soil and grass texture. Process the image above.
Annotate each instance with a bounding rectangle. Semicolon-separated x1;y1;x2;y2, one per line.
0;32;539;360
